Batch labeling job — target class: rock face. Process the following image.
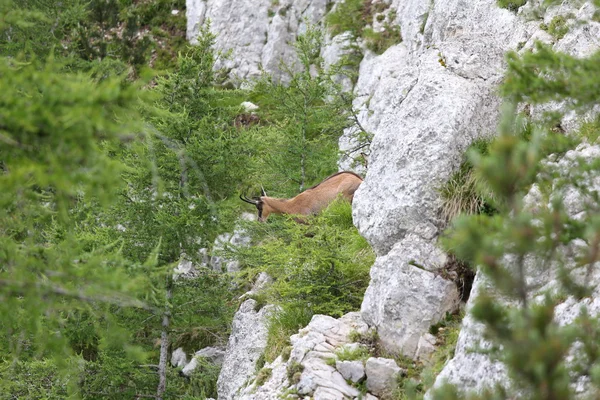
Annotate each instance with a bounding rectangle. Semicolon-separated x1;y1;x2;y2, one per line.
217;299;275;400
186;0;333;83
335;360;365;383
350;0;536;356
361;236;459;356
429;143;600;396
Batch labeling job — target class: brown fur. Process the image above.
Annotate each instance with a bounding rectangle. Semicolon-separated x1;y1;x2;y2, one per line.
256;172;363;222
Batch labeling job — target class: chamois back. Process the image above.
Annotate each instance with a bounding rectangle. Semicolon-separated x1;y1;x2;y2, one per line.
240;171;363;222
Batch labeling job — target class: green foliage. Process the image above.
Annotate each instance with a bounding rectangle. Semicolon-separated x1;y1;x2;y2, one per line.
0;359;69;399
0;7;364;399
1;0;187;72
363;17;402;55
326;0;368;38
540;15;570;40
248;26;352;194
264;304;313;362
497;0;527;12
0;53;156;376
234;200;374;315
503;44;600;109
325;0;401;70
230;200;374;361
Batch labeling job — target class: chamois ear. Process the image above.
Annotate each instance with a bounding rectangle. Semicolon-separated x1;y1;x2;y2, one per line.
261;185;267;197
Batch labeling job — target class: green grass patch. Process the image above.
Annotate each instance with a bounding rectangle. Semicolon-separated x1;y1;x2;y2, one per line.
336;345;370;361
364;24;402;54
438;138;497;222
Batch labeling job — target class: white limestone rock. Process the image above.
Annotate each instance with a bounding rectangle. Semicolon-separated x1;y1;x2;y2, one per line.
361;236;460;357
240;101;259;112
297;357;360;397
186;0;334;84
210;212;254;272
347;0;538;367
171;347;187;368
236;312;370;399
336;360;365;383
181;347;226;377
217;299;275;400
173;248;209;280
365;357;405;397
313;386;348;400
415;333;437;363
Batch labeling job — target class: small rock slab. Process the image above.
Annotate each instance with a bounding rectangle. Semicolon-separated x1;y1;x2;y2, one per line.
366;357;405;397
336;360;365;383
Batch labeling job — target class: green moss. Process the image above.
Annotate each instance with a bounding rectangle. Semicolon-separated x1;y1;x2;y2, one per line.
543;15;569;40
281;346;292;361
497;0;527;12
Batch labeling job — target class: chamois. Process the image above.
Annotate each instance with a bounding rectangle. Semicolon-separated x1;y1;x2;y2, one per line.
240;171;363;222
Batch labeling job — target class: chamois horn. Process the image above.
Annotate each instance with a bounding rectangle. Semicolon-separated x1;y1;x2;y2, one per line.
239;194;260;205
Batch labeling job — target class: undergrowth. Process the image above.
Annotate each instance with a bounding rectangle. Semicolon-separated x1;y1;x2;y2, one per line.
226;199;375;362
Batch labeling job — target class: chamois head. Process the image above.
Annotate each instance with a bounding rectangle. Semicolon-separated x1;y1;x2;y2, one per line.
239;187;270;222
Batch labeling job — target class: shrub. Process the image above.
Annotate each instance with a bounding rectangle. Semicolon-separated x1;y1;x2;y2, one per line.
326;0;367;37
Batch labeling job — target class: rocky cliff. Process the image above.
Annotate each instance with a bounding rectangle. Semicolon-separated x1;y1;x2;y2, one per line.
187;0;600;398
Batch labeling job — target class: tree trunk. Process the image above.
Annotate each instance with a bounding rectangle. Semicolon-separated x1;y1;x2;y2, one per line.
156;277;173;400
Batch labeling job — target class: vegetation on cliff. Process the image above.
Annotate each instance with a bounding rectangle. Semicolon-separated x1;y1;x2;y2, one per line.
0;1;369;398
